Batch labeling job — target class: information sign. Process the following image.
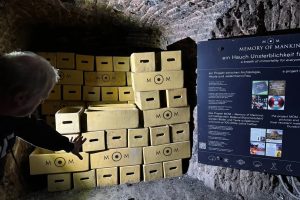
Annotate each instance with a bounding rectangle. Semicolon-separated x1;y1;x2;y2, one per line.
197;33;300;176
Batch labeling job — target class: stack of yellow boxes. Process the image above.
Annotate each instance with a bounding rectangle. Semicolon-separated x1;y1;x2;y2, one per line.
38;52;85;128
38;52;134;129
130;51;191;182
30;106;90;192
29;51;191;192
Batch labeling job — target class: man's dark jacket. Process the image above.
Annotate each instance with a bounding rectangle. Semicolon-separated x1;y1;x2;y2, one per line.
0;116;74;159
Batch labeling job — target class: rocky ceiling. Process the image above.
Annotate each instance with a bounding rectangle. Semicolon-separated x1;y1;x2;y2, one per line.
0;0;234;53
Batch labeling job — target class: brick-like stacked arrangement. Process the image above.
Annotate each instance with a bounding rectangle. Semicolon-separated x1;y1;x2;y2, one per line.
130;51;191;181
29;51;191;192
38;52;134;129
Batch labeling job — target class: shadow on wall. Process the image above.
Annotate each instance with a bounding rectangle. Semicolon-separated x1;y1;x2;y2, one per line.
167;38;197;174
0;0;167;54
28;24;163;55
25;1;166;55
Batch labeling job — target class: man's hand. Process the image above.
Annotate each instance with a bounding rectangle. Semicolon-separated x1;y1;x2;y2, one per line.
70;135;87;160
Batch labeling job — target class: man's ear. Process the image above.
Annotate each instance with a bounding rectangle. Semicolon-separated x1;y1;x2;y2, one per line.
13;92;28;106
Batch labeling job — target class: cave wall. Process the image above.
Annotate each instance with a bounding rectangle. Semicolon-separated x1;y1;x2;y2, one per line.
188;1;300;200
0;0;299;199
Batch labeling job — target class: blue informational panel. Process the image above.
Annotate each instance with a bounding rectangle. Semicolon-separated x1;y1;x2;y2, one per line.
197;33;300;176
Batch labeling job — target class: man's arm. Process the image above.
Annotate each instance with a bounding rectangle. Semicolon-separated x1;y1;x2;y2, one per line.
13;117;74;152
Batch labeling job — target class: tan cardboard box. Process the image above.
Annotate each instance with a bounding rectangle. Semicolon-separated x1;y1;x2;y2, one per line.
106;129;127;149
170;123;190;142
87;101;127;107
47;173;71;192
118;87;134;101
128;128;149;148
143;163;163;182
47;85;61;101
37;52;57;67
143;141;190;164
83;86;101;101
83;107;139;131
149;125;170;146
57;69;83;85
161;50;181;71
76;54;94;71
163;159;182;178
55;106;84;134
126;72;132;86
63;85;82;101
130;52;155;73
134;90;160;111
131;70;184;92
73;170;96;190
82;131;105;152
84;72;126;86
96;56;113;71
46;115;55;129
143;106;190;127
166;88;187;108
90;147;142;169
57;52;75;69
96;167;118;187
113;56;130;71
41;101;85;115
120;165;140;184
29;148;89;175
88;103;136;110
101;87;119;101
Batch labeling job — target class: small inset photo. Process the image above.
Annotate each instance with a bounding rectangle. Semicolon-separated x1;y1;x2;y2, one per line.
250;128;266;142
252;81;268;95
268;96;285;110
252;95;268;110
266;143;282;157
250;142;266;156
269;80;286;96
266;129;283;143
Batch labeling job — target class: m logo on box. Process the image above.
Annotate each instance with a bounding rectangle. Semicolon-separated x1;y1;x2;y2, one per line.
156;110;179;120
143;141;190;164
146;74;171;85
103;151;130;162
45;157;74;167
90;148;142;169
54;157;66;167
97;74;116;82
155;147;179;156
96;74;117;82
100;74;110;82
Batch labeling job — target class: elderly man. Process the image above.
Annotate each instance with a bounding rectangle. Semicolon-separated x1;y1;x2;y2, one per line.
0;51;85;163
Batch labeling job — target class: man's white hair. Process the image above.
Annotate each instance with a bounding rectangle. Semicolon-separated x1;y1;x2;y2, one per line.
0;51;60;100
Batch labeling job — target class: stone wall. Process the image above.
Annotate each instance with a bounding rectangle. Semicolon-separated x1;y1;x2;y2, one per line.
0;1;30;54
0;0;299;199
188;1;300;200
0;0;235;54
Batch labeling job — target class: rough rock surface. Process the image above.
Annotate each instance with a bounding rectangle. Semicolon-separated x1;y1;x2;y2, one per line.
188;1;300;200
23;176;238;200
212;0;300;38
0;0;234;54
